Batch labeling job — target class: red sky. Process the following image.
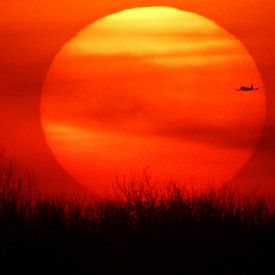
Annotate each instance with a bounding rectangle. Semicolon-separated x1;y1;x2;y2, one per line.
0;0;275;196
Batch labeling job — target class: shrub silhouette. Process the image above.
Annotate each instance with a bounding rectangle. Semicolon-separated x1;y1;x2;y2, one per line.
0;152;275;274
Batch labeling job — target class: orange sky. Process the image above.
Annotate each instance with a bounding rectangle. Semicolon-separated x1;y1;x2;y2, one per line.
0;0;275;196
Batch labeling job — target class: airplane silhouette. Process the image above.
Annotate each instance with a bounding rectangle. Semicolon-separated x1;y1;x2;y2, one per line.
235;83;259;92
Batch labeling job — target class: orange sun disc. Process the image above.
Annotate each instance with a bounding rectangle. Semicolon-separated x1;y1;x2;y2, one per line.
41;7;266;195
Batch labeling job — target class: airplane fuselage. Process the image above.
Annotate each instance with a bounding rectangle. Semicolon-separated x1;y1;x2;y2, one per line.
240;86;253;91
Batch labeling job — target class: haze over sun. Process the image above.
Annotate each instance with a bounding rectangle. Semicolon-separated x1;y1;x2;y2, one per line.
41;7;265;195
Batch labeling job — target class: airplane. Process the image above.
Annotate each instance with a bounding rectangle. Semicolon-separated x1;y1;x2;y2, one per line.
235;83;259;92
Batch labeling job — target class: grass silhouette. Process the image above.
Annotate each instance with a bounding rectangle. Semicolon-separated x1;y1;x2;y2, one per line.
0;152;274;274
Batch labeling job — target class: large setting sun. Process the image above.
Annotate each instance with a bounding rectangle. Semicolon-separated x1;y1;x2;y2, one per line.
41;7;265;195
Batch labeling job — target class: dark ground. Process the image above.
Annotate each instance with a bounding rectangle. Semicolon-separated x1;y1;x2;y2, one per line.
0;154;274;275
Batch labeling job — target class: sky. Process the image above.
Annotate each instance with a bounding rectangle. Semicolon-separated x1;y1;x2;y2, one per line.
0;0;275;196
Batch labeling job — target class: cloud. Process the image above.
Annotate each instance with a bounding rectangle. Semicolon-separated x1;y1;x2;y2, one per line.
151;121;262;151
145;53;245;68
67;35;235;58
65;6;239;62
49;100;262;151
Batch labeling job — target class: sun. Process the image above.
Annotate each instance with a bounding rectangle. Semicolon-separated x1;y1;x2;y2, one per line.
41;7;266;195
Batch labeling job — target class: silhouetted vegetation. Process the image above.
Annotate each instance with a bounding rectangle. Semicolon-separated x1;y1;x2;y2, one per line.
0;152;275;274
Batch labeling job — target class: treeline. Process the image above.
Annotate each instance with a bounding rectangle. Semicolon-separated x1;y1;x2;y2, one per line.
0;151;274;274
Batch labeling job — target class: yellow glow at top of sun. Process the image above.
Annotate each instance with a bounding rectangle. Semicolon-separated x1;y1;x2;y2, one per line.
85;6;217;34
63;7;244;68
